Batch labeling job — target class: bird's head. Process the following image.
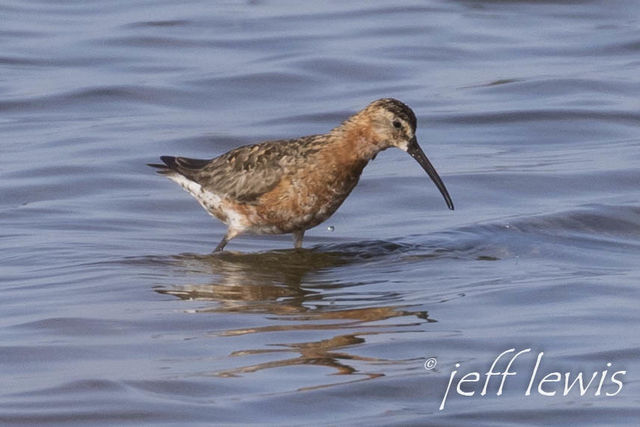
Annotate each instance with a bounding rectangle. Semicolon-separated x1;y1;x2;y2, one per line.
356;98;454;210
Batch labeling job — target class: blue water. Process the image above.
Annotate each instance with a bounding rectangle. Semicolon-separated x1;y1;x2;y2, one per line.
1;0;640;424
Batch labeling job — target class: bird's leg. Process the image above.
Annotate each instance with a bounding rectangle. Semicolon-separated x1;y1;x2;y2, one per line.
214;229;238;252
214;236;228;252
293;230;304;249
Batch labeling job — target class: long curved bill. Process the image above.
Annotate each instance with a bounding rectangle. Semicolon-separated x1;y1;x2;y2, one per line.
406;137;454;210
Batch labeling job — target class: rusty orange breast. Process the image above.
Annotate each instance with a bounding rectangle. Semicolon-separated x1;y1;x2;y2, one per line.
253;145;369;233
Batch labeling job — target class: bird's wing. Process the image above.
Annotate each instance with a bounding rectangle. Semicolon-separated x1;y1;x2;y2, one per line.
169;136;322;203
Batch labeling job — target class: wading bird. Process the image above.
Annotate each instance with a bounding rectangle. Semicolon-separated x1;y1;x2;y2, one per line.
149;98;454;251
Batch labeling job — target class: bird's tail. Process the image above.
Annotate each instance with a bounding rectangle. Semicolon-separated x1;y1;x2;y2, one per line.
147;156;209;177
147;158;172;175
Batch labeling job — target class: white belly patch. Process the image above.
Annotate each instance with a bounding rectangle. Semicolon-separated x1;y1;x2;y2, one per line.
167;174;248;231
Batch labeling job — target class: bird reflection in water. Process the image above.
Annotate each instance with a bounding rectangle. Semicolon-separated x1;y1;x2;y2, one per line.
154;246;436;388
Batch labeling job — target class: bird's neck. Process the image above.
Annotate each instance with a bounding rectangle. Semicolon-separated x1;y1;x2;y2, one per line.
329;117;387;164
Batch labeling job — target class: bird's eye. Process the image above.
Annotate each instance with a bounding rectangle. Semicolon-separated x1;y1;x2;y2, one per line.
393;120;402;129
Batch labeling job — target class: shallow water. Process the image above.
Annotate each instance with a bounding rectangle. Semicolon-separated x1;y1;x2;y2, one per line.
2;0;640;424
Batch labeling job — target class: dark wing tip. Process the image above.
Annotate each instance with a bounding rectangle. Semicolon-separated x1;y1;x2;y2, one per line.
160;155;179;170
149;155;211;178
147;156;178;175
173;156;211;170
147;162;169;174
147;156;205;171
